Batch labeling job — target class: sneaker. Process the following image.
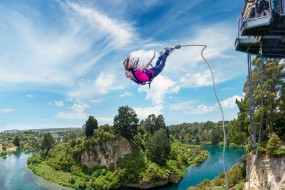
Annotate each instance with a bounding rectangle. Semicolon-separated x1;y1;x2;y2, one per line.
164;47;174;55
164;47;174;51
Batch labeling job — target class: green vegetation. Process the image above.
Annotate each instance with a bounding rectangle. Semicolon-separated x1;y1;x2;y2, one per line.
237;58;285;145
146;128;171;166
113;105;139;140
27;106;208;189
266;133;285;157
0;128;84;157
189;164;246;190
165;58;285;190
13;136;20;147
41;132;55;151
84;116;98;137
5;59;285;189
169;59;285;158
28;135;206;189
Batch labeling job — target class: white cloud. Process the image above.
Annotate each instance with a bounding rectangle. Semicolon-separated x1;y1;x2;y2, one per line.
169;101;215;114
56;102;89;120
0;109;13;113
54;101;64;107
162;23;247;88
97;117;113;125
134;105;163;120
195;104;215;114
169;94;243;115
90;99;102;104
179;70;213;87
67;72;125;99
71;102;89;112
120;91;133;97
219;95;243;109
138;75;180;105
56;112;87;120
169;101;194;111
0;1;138;100
0;4;98;87
94;73;123;95
68;2;135;48
25;94;34;98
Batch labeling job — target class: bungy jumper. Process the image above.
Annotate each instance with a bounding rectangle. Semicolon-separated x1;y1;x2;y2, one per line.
124;43;229;189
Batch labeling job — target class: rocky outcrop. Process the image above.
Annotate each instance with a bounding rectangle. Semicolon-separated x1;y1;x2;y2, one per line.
125;171;181;189
81;136;132;168
243;153;285;190
126;180;169;189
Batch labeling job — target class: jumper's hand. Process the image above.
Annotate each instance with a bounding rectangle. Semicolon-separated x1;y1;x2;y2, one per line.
140;51;155;71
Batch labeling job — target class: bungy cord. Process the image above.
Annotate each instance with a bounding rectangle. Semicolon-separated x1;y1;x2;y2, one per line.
175;44;229;190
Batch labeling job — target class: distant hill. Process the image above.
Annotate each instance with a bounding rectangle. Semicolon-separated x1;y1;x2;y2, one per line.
1;127;82;133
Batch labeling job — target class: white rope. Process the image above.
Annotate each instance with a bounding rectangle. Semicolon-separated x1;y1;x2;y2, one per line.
180;44;229;190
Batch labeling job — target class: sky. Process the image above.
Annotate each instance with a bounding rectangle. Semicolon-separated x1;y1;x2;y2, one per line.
0;0;249;131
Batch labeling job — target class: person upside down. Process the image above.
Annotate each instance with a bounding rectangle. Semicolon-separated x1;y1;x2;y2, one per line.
123;47;173;86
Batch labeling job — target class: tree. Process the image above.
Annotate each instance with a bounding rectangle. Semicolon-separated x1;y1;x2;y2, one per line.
211;126;223;145
237;58;285;143
85;116;98;137
155;114;166;131
144;114;156;134
13;136;20;147
145;128;171;166
143;114;166;135
266;133;280;157
41;133;55;151
113;106;139;140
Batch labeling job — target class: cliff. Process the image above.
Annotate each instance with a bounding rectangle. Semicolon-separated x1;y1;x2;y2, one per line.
81;136;133;168
243;153;285;190
125;172;181;189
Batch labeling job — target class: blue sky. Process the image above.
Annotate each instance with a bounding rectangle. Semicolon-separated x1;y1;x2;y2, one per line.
0;0;248;131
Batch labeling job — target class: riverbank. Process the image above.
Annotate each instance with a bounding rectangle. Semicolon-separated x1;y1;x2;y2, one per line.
27;137;208;189
0;146;17;158
159;145;245;190
0;145;245;190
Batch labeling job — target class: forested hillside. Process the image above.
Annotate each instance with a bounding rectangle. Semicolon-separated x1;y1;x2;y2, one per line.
27;106;207;190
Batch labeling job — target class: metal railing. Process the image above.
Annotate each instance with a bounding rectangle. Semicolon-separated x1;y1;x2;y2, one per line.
241;0;281;21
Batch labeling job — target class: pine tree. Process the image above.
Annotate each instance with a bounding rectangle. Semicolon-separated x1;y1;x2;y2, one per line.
85;116;98;137
113;106;139;140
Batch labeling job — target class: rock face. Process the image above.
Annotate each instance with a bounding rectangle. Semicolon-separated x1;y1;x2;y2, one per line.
81;136;132;168
243;153;285;190
126;180;169;189
125;172;181;189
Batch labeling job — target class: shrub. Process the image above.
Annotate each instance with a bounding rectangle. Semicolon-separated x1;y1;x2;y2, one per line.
69;177;76;184
266;133;281;157
258;146;266;155
275;146;285;157
218;142;224;146
229;143;238;148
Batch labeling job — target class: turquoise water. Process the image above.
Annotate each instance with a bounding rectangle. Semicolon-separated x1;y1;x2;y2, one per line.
0;149;70;190
159;145;245;190
0;146;245;190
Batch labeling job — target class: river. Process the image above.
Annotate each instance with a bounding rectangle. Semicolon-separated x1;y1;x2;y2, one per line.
0;146;245;190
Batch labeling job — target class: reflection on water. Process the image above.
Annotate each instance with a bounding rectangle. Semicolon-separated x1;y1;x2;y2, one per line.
0;146;244;190
0;150;70;190
159;145;245;190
